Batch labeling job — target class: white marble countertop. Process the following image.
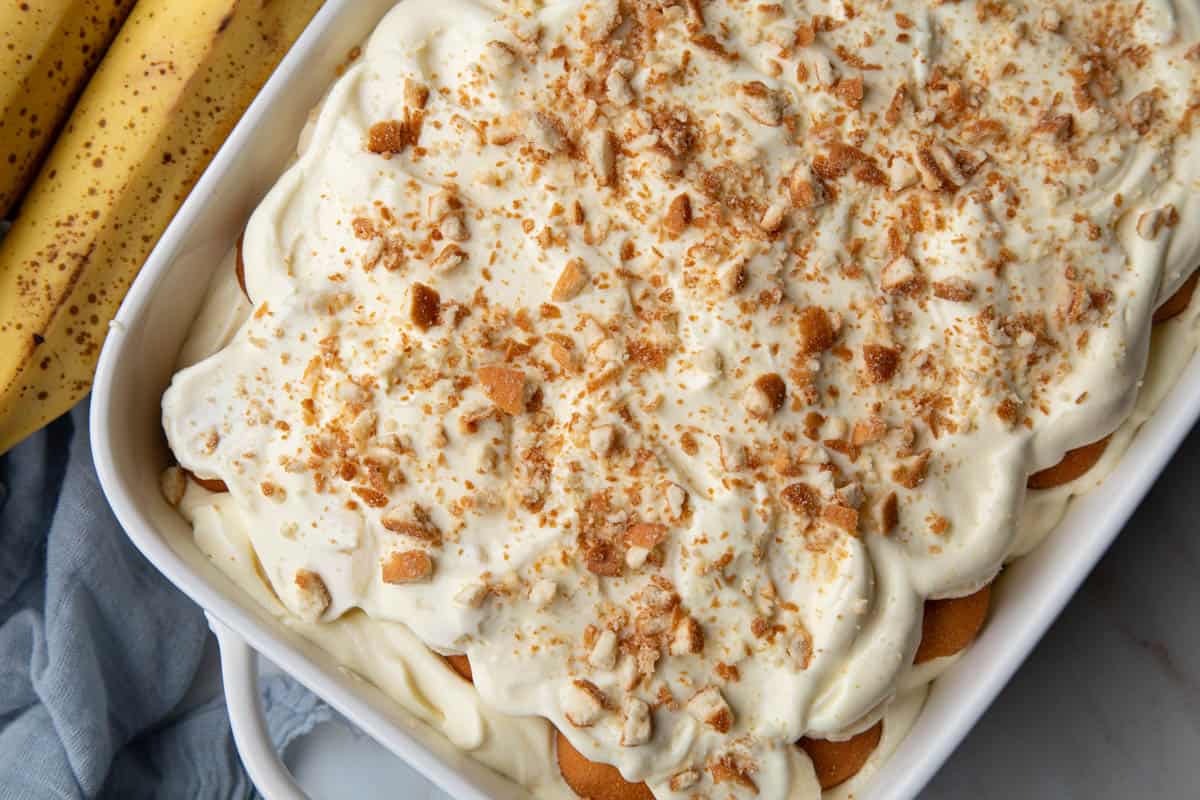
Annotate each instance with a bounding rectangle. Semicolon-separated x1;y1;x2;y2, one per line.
246;427;1200;799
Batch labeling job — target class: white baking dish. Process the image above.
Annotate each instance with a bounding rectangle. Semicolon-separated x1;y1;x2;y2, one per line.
88;1;1200;797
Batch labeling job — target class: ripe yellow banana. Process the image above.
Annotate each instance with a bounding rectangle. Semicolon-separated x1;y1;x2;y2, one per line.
0;0;138;216
0;0;324;454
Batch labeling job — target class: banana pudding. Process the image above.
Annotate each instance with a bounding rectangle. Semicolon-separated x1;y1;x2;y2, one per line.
161;0;1200;797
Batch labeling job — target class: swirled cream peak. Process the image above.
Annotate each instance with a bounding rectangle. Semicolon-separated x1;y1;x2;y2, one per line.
163;0;1200;796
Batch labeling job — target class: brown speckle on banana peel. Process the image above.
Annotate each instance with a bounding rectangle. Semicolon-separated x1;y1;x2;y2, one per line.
0;0;139;216
0;0;325;455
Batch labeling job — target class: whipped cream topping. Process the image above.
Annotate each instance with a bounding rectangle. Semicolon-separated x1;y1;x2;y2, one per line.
163;0;1200;796
172;443;928;798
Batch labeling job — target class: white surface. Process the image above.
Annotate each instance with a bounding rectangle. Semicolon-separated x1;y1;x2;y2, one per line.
288;721;448;800
88;1;1200;798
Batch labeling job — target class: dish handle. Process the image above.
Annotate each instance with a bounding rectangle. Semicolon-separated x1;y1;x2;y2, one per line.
209;613;310;800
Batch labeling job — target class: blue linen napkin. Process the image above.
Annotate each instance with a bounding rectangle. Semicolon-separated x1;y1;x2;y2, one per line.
0;402;331;799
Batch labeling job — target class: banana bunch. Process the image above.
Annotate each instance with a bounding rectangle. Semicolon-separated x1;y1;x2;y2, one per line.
0;0;325;454
1;0;137;216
